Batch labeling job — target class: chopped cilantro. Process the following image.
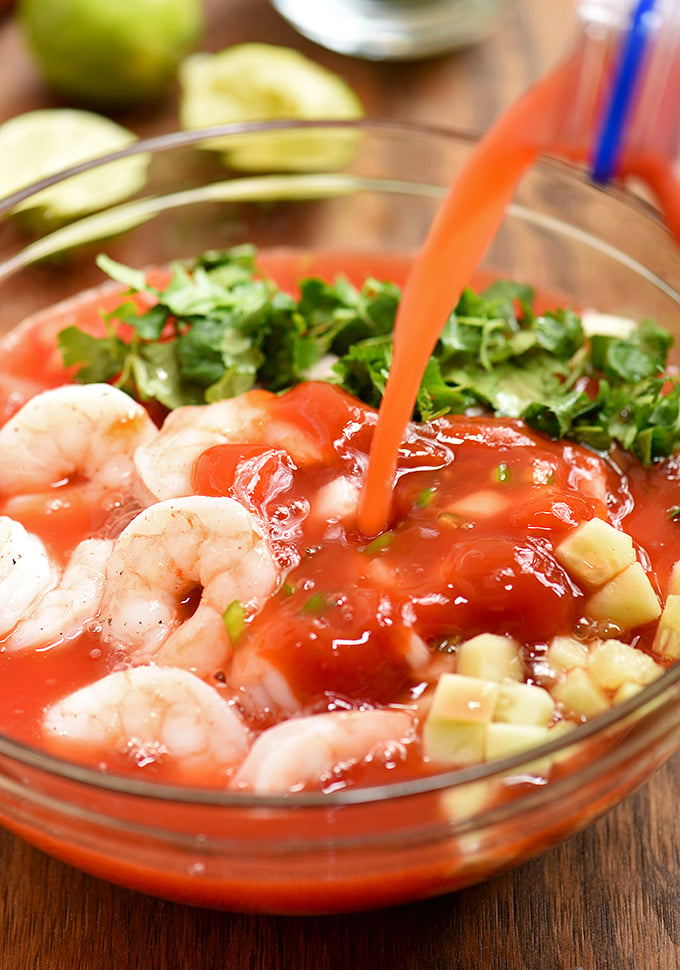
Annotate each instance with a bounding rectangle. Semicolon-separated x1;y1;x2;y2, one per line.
363;531;395;555
222;600;246;643
301;592;329;614
415;487;436;508
57;244;680;465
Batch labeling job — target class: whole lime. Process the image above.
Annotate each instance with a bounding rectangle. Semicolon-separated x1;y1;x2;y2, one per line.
18;0;204;107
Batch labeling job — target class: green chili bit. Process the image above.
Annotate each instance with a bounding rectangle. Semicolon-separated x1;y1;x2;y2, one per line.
363;531;395;555
222;599;246;643
301;591;329;614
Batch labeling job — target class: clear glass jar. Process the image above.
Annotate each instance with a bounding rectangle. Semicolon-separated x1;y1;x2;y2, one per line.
268;0;513;60
562;0;680;183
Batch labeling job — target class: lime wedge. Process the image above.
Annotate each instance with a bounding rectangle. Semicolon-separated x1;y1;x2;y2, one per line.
178;43;364;171
0;109;149;223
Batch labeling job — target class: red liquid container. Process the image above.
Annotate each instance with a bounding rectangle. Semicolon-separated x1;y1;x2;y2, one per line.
560;0;680;223
359;0;680;535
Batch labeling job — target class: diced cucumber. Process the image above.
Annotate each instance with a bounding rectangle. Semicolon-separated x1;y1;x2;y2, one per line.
653;594;680;659
442;779;494;819
668;562;680;596
613;681;644;704
422;720;487;765
427;673;500;724
552;667;610;718
494;681;555;726
445;489;511;520
456;633;521;682
555;518;635;588
423;673;500;765
588;638;663;690
586;562;661;631
547;635;589;673
485;722;550;762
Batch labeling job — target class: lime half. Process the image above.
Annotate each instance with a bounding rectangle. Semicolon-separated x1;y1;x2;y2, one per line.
178;43;364;171
0;109;149;223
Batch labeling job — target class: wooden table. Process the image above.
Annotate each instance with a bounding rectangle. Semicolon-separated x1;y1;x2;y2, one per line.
1;0;680;966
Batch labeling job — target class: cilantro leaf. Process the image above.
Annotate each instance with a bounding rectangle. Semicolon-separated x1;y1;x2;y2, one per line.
57;324;128;384
332;335;393;410
57;245;680;466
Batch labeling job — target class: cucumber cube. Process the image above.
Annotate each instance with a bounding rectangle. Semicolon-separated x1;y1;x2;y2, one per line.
588;638;663;690
442;779;494;819
653;594;680;659
485;722;550;762
494;681;555;726
613;681;644;704
422;720;487;765
547;635;589;673
423;673;500;765
456;633;521;682
427;673;499;724
446;489;511;520
668;562;680;596
552;667;610;718
586;562;661;631
555;518;635;588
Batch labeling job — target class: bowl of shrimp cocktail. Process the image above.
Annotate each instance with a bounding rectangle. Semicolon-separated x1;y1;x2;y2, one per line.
0;121;680;914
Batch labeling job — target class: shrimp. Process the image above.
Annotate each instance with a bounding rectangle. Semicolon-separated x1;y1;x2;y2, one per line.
5;538;112;652
232;708;416;794
134;388;327;502
101;495;280;677
229;650;303;718
0;516;58;636
43;666;250;783
133;392;271;502
0;383;157;495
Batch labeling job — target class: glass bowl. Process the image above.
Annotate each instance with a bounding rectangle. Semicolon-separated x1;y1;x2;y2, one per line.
0;120;679;916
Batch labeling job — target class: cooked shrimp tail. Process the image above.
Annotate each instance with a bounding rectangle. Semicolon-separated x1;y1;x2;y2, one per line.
0;516;58;637
102;495;280;677
232;708;416;793
6;538;113;652
44;665;250;784
0;383;157;494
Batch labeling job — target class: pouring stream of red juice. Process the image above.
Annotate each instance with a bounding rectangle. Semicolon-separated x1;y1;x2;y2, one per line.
357;47;680;537
357;64;567;536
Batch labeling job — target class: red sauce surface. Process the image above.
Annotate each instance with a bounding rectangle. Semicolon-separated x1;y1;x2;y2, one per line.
0;251;678;794
198;390;614;692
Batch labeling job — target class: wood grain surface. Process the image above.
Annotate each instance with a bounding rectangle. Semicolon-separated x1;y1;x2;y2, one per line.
2;0;680;967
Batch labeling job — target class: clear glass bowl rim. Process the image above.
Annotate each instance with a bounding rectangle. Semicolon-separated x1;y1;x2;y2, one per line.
0;117;678;809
